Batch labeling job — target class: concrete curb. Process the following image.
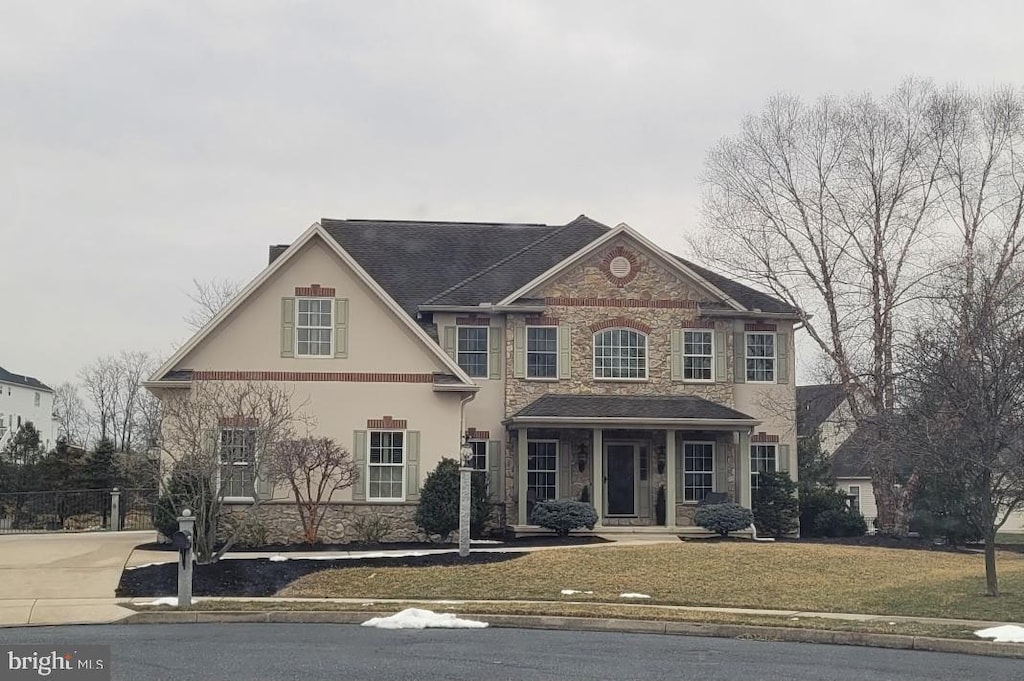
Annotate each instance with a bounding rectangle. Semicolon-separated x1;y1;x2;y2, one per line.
123;610;1024;659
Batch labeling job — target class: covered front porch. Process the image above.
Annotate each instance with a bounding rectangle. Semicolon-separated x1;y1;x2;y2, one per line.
504;395;761;532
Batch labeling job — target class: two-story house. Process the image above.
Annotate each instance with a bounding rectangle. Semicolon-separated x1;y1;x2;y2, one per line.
0;366;57;453
146;216;800;541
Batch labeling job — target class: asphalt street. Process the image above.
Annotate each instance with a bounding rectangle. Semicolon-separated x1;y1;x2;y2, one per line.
0;624;1017;681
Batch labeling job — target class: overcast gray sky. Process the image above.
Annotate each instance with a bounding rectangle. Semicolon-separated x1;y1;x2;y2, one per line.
3;1;1022;386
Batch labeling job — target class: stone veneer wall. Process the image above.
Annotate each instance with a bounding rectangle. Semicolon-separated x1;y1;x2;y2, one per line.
224;502;421;544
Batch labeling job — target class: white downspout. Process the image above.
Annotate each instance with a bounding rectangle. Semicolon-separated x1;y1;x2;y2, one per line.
458;392;476;446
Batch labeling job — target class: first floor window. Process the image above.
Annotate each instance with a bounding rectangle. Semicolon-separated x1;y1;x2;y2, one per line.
848;485;861;514
220;428;256;498
297;298;333;356
526;441;557;510
369;431;404;499
683;442;714;502
527;326;558;378
468;440;487;471
593;328;647;379
683;331;713;381
745;332;776;382
457;327;489;378
750;444;777;490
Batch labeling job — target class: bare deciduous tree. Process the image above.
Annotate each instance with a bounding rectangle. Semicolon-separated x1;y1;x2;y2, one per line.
267;437;357;545
79;351;158;453
52;382;91;446
156;381;309;563
183;277;241;332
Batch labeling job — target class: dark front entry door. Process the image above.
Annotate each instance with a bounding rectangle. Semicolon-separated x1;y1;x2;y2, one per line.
605;444;636;516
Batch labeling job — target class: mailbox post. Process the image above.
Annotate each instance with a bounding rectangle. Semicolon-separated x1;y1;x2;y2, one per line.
173;508;195;608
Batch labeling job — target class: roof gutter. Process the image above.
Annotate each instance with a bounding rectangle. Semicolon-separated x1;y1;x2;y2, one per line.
418;304;547;314
699;309;802;320
502;416;762;429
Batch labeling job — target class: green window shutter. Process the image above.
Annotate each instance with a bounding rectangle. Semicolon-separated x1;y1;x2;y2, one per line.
558;442;570;499
557;324;571;380
281;298;295;358
715;443;727;493
675;443;684;501
778;444;790;473
443;326;456;360
489;326;503;380
775;332;789;384
670;330;683;381
352;430;367;501
487;440;503;502
334;298;349;358
255;465;272;500
513;323;526;378
733;332;746;383
714;331;727;382
405;431;421;501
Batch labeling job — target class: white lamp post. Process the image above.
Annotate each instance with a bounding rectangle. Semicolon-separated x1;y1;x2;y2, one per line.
458;436;474;558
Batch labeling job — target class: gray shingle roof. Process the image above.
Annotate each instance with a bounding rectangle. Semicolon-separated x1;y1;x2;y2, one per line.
510;394;756;421
0;366;53;392
796;384;847;438
672;257;800;314
830;425;873;478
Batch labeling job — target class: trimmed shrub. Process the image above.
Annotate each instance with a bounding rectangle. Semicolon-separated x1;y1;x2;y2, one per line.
153;462;214;540
351;512;393;544
414;458;490;540
530;500;598;536
799;486;867;537
694;502;753;537
752;471;800;538
812;508;868;537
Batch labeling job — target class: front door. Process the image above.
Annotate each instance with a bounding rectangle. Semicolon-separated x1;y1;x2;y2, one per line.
605;443;637;516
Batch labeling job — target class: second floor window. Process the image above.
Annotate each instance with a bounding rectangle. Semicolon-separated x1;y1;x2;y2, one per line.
34;392;40;407
527;327;558;378
745;332;776;382
683;331;713;381
297;298;332;356
457;327;489;378
594;328;647;379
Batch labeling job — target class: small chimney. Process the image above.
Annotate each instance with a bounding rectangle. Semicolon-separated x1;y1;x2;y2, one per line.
268;244;289;265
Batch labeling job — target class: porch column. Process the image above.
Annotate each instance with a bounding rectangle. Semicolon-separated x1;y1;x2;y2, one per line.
591;428;603;526
517;428;529;525
737;428;751;508
664;430;677;528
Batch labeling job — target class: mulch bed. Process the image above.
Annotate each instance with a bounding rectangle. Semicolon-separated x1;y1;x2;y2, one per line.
117;551;525;598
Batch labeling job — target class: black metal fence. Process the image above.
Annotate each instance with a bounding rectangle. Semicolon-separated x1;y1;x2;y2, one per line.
0;488;158;534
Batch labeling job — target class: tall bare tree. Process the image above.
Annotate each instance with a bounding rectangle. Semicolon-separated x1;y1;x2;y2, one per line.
79;351;158;453
183;277;241;332
79;357;122;444
52;382;91;446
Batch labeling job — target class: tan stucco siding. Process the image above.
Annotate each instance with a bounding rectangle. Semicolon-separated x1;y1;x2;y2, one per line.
433;312;507;440
176;236;450;374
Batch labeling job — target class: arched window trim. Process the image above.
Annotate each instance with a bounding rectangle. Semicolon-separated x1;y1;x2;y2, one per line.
592;327;649;380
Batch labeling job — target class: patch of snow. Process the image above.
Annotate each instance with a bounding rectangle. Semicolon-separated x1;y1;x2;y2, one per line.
137;597;190;606
268;555;289;562
619;593;651;599
560;589;594;595
124;561;172;570
361;608;488;630
975;625;1024;643
470;539;503;544
790;617;799;621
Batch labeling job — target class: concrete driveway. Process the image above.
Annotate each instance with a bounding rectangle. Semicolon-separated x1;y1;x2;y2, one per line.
0;530;150;626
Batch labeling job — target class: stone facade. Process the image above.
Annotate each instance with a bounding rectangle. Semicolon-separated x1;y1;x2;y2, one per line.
225;501;421;544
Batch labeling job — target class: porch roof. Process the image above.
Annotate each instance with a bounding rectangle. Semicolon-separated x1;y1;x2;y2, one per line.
505;394;760;429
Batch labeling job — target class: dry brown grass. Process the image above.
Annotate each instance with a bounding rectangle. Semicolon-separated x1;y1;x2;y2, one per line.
279;542;1024;621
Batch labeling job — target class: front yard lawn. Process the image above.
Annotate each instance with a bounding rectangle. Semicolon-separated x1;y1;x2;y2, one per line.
280;542;1024;622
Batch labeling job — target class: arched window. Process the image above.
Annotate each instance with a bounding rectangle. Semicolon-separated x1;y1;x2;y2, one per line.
593;328;648;379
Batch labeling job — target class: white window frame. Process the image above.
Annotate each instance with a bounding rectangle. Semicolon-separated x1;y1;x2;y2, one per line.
526;439;559;506
295;297;333;357
218;427;257;501
33;392;40;407
526;326;559;380
682;441;715;503
848;485;861;514
750;443;777;491
467;439;488;471
593;328;648;380
745;332;776;383
457;326;490;379
367;430;406;501
683;330;714;382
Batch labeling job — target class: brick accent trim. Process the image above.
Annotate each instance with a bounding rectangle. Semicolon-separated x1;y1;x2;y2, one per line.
455;316;491;326
192;371;435;383
367;416;407;429
751;432;780;443
295;284;335;297
680;320;717;329
544;297;697;309
218;416;258;428
600;246;641;287
745;323;778;332
524;316;559;326
467;428;490;439
590;317;653;334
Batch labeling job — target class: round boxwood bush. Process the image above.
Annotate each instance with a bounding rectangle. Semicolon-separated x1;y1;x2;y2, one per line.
694;502;754;537
812;508;868;537
530;500;598;536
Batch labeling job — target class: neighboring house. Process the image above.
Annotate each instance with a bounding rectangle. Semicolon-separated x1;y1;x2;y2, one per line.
0;366;57;453
146;215;801;541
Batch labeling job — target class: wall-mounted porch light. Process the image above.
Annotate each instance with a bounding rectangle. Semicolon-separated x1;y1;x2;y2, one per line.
576;442;588;473
656;445;666;475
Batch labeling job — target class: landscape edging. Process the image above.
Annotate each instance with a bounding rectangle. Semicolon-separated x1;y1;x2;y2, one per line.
122;610;1024;659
